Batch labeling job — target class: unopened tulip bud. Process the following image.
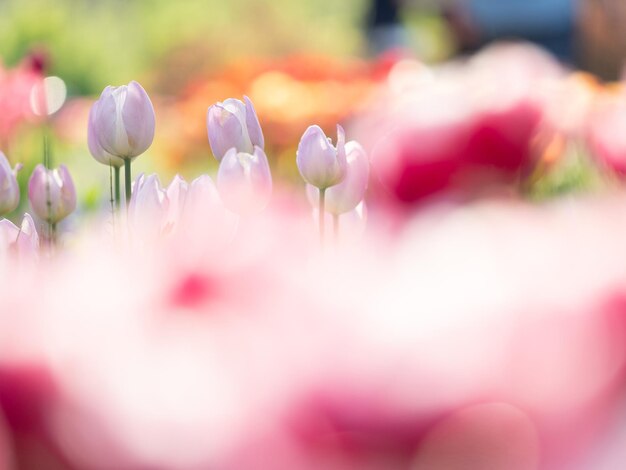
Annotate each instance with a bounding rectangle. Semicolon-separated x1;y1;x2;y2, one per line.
297;125;347;189
0;152;21;215
217;146;272;215
28;164;76;223
90;81;155;160
207;96;264;161
306;140;369;215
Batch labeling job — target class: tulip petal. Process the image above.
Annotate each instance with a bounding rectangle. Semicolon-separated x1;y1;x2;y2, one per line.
122;81;156;158
0;152;20;215
244;96;265;150
58;165;77;219
325;141;369;215
166;175;189;228
129;173;168;237
94;86;132;158
207;103;248;161
250;146;272;201
88;100;124;167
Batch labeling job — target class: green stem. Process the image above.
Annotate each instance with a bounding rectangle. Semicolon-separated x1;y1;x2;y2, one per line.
43;126;50;169
124;158;132;206
333;214;339;243
114;165;121;210
319;187;326;247
49;221;57;248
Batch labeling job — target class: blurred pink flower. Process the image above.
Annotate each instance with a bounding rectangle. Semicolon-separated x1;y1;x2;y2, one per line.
0;56;44;145
586;90;626;176
356;43;562;206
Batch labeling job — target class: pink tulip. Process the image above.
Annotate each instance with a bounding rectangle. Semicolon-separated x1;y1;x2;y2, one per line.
207;96;264;161
89;81;155;160
306;141;369;215
28;164;76;223
297;125;347;190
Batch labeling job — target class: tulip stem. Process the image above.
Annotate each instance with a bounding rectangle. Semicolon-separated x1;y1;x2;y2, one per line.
114;166;121;210
319;188;326;247
124;158;132;206
48;221;57;248
333;214;339;242
43;125;51;169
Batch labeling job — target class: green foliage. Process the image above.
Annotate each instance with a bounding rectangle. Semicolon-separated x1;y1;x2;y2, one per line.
0;0;368;95
528;145;606;200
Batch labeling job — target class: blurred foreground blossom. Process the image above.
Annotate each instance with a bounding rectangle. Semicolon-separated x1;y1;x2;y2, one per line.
2;187;626;468
0;54;44;145
355;43;563;206
207;96;265;161
28;164;76;224
586;89;626;176
0;213;39;260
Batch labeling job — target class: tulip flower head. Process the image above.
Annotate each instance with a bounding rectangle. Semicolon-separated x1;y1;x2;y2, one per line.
0;212;39;259
89;81;155;160
306;140;369;215
207;96;264;161
296;124;347;190
0;151;21;216
217;146;272;215
28;164;76;224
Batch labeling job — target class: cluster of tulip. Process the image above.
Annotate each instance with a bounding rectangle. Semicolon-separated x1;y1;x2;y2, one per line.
86;81;368;245
0;75;371;256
